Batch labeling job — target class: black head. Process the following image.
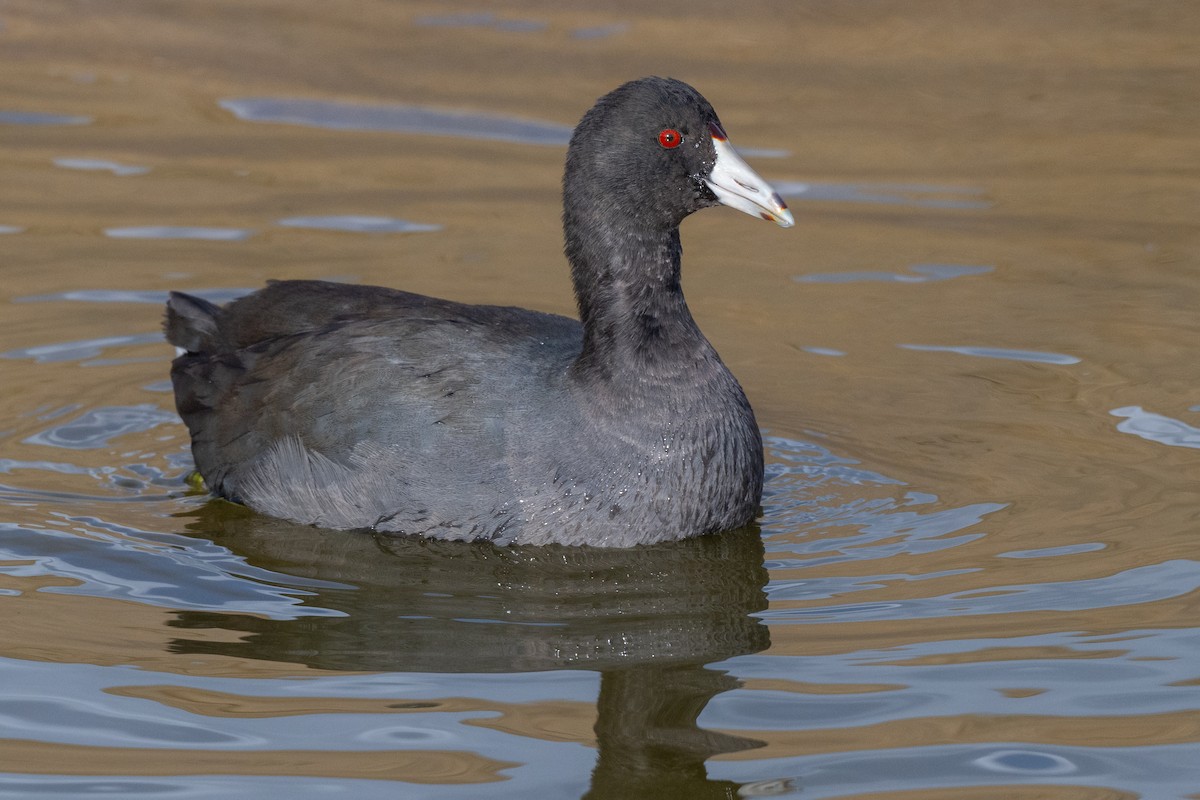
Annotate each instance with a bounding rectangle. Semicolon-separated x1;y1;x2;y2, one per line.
561;79;791;380
563;77;792;234
564;77;722;232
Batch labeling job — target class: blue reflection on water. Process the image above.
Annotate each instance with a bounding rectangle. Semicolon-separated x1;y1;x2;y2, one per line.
0;655;597;792
707;741;1200;799
798;264;993;284
415;12;547;33
775;180;991;210
571;23;630;40
0;521;346;616
900;344;1081;365
0;776;507;799
53;157;150;176
761;559;1200;624
0;111;91;125
220;97;574;146
1000;543;1106;559
104;226;253;241
16;288;254;305
762;435;1001;571
1;333;164;363
21;406;177;449
0;695;248;746
277;215;441;234
1111;406;1200;449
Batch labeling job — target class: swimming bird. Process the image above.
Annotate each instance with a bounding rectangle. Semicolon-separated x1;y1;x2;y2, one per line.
165;76;792;546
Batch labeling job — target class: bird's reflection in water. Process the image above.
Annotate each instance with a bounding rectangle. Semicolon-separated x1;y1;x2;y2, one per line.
172;504;773;799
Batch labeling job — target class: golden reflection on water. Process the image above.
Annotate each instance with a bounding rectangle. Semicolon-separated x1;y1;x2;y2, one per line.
0;576;318;677
3;739;517;783
107;685;599;745
2;0;1199;797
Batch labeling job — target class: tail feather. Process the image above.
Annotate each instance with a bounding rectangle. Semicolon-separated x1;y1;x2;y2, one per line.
164;291;222;353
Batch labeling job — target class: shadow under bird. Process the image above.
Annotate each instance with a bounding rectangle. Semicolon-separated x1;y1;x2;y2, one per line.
165;76;793;546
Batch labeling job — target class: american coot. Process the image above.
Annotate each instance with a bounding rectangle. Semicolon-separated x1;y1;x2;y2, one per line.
166;76;793;547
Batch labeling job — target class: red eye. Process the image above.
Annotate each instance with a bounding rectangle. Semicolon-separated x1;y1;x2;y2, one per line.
658;128;682;148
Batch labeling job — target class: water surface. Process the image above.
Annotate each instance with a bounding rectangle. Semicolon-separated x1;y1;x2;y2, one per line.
1;1;1198;798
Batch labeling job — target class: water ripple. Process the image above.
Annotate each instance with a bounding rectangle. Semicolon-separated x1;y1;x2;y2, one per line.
0;110;91;126
761;559;1200;623
797;264;993;284
1;333;162;363
414;12;547;33
571;22;630;40
762;435;1002;569
277;215;441;234
775;181;991;210
104;226;253;241
0;775;468;799
724;625;1200;729
53;157;150;177
900;344;1081;365
709;742;1200;799
16;288;253;305
220;97;573;147
21;405;176;450
999;542;1107;559
0;695;247;747
0;521;347;617
1111;406;1200;450
973;749;1078;775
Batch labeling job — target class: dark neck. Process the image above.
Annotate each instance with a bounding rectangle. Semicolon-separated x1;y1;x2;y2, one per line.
565;210;714;384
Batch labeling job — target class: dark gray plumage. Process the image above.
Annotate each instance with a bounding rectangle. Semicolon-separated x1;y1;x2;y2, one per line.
165;77;792;546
